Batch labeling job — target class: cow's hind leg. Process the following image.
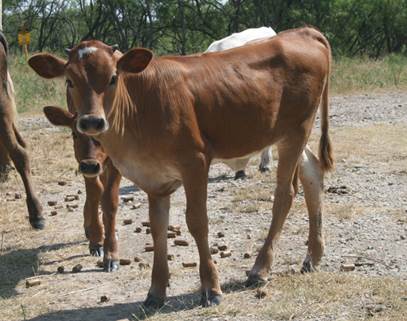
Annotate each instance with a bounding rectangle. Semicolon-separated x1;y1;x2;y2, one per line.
101;161;121;272
298;146;325;273
247;136;306;286
144;194;170;308
259;146;272;172
0;118;44;229
182;153;221;307
83;176;104;256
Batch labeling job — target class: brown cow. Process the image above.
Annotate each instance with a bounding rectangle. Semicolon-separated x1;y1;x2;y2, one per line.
43;105;122;271
0;32;44;229
28;27;334;307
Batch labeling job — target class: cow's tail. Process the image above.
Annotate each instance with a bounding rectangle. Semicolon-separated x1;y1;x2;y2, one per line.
318;37;334;173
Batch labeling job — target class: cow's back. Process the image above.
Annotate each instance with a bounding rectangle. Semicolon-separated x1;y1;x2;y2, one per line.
185;28;330;159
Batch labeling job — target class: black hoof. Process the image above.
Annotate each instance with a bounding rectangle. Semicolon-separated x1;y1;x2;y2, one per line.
89;243;104;257
143;293;164;309
234;170;247;180
301;259;316;273
259;166;270;173
200;290;222;307
29;216;45;230
245;274;267;288
103;258;119;272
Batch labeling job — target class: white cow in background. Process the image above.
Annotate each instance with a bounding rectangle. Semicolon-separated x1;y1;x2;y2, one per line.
205;27;276;179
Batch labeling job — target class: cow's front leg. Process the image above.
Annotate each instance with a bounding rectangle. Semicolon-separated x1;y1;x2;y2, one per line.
182;153;221;307
83;176;104;256
144;194;170;308
101;161;121;272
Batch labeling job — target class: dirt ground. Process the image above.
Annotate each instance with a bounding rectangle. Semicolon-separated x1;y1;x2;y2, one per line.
1;92;406;321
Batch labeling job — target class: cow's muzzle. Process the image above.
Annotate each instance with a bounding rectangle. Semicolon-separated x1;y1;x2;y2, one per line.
79;159;102;177
77;115;108;135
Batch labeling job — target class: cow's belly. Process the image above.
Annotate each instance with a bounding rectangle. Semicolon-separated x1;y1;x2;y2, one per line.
111;156;182;195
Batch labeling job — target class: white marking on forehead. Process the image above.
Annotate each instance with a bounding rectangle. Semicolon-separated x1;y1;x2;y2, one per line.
78;46;98;59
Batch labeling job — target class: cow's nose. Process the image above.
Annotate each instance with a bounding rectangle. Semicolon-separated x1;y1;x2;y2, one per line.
79;159;102;177
77;115;108;135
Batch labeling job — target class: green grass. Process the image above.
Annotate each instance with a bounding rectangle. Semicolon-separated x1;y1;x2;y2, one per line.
8;53;407;114
9;55;66;114
331;54;407;94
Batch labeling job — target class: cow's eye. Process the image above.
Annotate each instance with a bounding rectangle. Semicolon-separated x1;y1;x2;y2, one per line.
66;79;74;88
109;75;117;86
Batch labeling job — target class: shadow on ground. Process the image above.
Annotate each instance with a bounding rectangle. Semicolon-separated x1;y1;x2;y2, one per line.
0;241;84;298
25;279;250;321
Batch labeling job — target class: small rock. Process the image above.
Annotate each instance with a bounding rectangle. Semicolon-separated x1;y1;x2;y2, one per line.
255;289;267;299
119;259;132;266
64;195;76;202
145;245;154;252
340;263;355;272
48;200;57;206
167;254;174;261
77;190;82;194
123;219;133;225
25;279;41;288
66;204;78;209
57;266;65;273
72;264;83;273
57;181;67;186
139;262;150;270
243;253;251;259
210;247;219;255
217;232;225;238
366;304;386;316
220;250;232;258
131;203;142;209
182;262;197;268
96;260;104;268
50;210;58;216
146;228;151;234
134;256;142;263
218;244;228;251
14;192;22;200
100;295;110;303
168;225;181;232
247;234;251;240
167;232;176;239
122;195;134;203
174;239;189;246
141;221;150;227
134;227;142;233
400;235;405;240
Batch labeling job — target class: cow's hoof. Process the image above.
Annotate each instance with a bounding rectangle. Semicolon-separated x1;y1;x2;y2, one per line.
234;170;247;180
103;259;119;272
143;293;164;309
259;166;270;173
301;258;317;273
200;290;222;307
29;216;45;230
89;243;104;257
245;273;267;288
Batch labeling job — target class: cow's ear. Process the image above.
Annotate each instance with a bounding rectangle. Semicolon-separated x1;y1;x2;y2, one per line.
28;53;66;79
43;106;75;127
117;48;153;74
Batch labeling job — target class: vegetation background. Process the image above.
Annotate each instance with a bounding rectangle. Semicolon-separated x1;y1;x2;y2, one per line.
2;0;407;112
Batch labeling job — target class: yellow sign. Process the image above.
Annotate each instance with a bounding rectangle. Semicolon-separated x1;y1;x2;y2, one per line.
18;32;30;46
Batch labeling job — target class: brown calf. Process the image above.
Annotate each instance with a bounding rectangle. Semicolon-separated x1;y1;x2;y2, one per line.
28;27;334;307
43;105;122;271
0;32;44;229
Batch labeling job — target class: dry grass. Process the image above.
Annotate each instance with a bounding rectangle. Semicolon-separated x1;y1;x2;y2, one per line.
135;273;407;321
